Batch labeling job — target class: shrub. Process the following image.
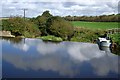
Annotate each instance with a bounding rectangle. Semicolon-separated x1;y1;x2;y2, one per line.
34;11;52;36
2;17;41;37
71;27;105;42
39;35;63;42
46;16;74;40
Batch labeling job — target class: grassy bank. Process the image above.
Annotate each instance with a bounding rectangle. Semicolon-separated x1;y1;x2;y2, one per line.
37;35;63;42
109;33;120;55
71;27;105;43
109;33;120;45
71;21;118;30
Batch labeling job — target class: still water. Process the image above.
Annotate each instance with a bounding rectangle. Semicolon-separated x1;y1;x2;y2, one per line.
1;38;120;78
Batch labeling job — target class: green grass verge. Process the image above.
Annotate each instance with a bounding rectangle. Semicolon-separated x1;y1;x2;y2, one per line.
109;33;120;45
38;35;63;42
109;33;120;55
71;21;119;30
71;28;105;43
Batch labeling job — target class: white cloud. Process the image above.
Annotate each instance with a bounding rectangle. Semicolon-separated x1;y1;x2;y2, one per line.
91;53;119;76
37;42;60;55
1;0;119;17
13;43;29;52
13;38;42;52
67;43;105;61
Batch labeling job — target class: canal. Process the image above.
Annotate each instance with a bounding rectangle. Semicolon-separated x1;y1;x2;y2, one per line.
1;38;119;78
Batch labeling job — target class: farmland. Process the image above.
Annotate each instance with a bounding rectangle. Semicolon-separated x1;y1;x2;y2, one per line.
71;21;119;30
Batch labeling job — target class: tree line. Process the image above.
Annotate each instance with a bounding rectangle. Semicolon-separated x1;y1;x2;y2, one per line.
1;11;119;41
64;14;119;22
2;11;74;40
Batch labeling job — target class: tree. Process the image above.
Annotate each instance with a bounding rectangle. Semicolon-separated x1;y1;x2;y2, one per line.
34;11;53;36
2;17;41;37
46;16;74;40
2;19;12;31
64;14;119;22
24;20;41;37
42;10;52;17
4;17;25;36
35;16;48;36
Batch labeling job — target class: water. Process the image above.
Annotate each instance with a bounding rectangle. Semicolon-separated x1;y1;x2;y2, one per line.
1;38;119;78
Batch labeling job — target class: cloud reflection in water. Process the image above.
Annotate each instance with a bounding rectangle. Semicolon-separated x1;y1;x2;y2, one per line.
2;38;119;78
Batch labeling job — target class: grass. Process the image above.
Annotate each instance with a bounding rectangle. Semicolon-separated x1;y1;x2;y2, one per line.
71;21;119;30
37;35;63;42
109;33;120;45
109;33;120;55
71;28;105;43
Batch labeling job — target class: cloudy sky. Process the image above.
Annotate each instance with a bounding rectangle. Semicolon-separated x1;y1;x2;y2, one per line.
1;0;120;17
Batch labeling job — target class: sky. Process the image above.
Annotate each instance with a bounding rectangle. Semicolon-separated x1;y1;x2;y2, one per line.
1;0;120;17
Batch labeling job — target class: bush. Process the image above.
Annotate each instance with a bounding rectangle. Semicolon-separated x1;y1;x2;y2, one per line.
34;11;53;36
46;16;74;40
39;35;63;42
2;17;41;37
71;27;105;42
35;16;48;36
109;33;120;45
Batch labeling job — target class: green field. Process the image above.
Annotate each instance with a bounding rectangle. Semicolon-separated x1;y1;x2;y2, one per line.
71;21;119;30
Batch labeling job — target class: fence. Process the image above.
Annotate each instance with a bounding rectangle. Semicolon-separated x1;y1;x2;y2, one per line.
107;28;120;34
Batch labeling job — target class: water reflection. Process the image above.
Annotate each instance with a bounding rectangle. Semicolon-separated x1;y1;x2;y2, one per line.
2;37;22;44
0;39;2;79
99;46;111;52
2;38;119;78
